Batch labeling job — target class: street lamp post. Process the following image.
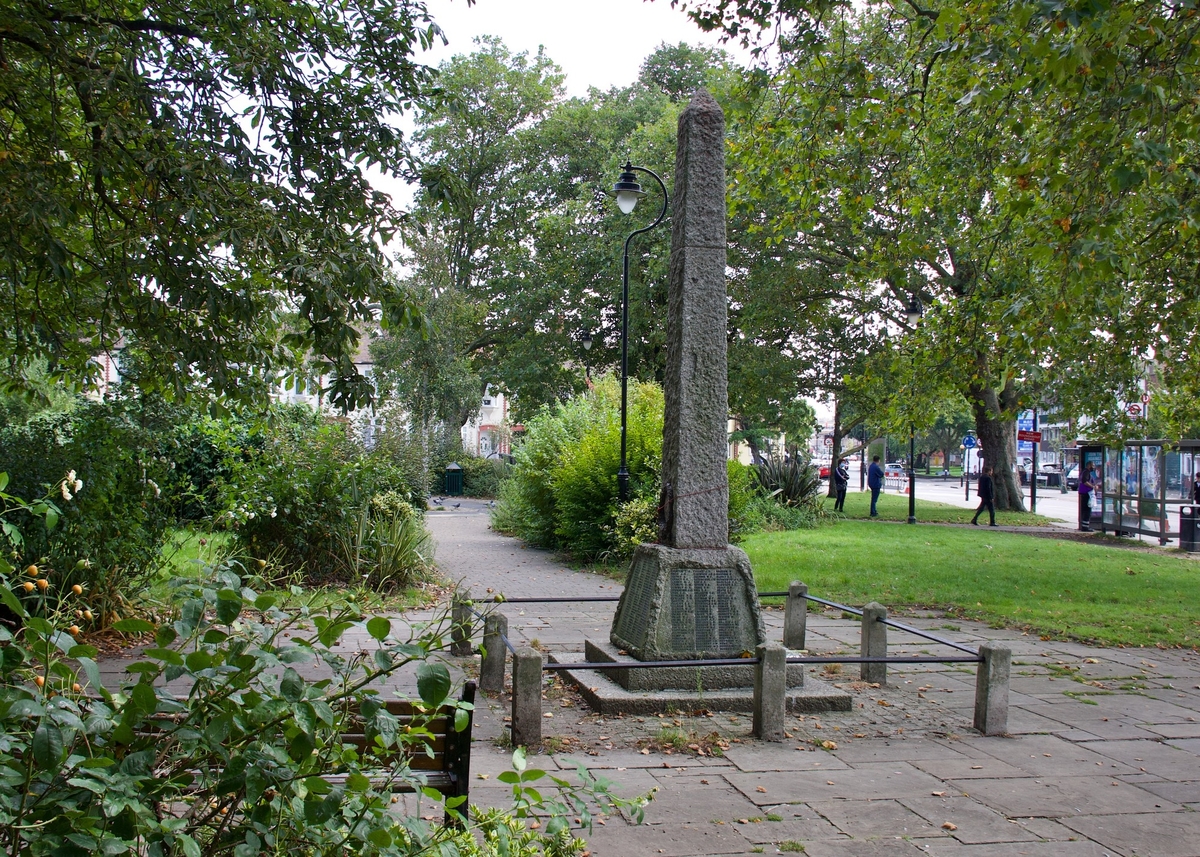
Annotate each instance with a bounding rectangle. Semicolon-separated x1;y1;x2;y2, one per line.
905;297;924;524
581;329;594;386
612;161;667;501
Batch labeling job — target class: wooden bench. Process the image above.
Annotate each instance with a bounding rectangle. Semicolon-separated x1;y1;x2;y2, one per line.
129;681;477;828
336;680;477;827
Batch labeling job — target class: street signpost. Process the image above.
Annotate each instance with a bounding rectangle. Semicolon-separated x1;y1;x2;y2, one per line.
963;433;976;500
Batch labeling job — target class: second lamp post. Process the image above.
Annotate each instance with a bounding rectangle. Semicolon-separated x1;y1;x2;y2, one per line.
612;161;667;501
906;297;924;524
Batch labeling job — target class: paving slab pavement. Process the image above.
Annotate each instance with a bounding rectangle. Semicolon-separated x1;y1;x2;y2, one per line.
427;499;1200;856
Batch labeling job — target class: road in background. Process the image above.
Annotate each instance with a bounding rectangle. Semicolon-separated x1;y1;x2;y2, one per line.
836;460;1083;529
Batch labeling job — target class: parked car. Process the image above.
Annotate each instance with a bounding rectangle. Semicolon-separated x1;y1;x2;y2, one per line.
1066;466;1080;490
818;464;831;479
884;462;906;478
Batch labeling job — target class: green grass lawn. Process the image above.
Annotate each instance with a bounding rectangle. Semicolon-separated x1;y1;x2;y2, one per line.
827;488;1054;526
746;514;1200;648
159;528;235;579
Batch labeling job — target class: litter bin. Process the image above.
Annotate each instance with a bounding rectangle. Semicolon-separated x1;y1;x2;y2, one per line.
444;462;463;497
1180;506;1198;552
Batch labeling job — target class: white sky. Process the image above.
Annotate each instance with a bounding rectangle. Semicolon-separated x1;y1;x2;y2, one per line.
421;0;737;95
381;0;743;216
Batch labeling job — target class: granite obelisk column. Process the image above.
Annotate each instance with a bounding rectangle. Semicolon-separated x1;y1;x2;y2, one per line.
610;90;765;660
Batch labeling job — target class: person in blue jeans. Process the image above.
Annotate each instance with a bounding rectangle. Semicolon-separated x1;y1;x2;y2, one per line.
867;455;884;517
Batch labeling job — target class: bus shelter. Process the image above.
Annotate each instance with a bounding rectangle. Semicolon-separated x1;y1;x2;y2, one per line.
1096;440;1200;546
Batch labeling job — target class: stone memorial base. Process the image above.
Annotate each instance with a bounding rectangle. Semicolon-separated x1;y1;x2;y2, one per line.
551;646;852;716
555;543;853;715
585;639;807;690
610;543;765;660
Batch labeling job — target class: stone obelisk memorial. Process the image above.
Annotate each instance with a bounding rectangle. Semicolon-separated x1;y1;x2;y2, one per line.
574;91;849;713
608;90;765;662
570;91;850;713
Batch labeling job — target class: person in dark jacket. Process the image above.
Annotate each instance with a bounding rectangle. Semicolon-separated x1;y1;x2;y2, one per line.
971;464;997;526
1079;465;1098;531
833;458;850;511
867;455;884;517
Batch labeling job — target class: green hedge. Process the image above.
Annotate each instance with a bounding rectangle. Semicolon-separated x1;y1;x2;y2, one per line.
217;413;428;585
493;376;758;561
0;398;176;625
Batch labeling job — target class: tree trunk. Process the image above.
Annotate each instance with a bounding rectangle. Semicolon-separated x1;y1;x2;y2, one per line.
739;417;764;466
827;402;842;497
967;380;1025;512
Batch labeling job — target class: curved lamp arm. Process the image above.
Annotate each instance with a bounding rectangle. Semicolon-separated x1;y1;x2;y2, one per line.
615;163;668;502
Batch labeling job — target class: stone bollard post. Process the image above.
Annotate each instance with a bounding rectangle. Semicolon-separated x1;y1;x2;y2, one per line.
783;581;808;650
860;602;888;684
973;641;1012;736
511;647;543;748
450;589;473;656
752;643;787;741
480;613;509;694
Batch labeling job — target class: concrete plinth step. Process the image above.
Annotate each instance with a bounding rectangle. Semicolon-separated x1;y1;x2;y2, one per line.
582;638;808;691
549;651;852;716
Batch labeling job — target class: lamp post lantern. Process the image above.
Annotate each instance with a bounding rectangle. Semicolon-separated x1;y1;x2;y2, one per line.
580;329;594;386
612;161;667;501
905;297;924;524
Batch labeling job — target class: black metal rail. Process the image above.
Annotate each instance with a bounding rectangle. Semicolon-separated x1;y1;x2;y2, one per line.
541;654;981;671
758;590;978;655
489;596;621;603
465;604;518;654
469;587;985;671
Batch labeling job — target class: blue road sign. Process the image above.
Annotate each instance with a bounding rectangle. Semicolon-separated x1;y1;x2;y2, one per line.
963;435;977;449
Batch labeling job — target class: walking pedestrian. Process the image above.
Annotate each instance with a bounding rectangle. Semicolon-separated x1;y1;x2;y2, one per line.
971;464;997;526
833;458;850;511
867;455;884;517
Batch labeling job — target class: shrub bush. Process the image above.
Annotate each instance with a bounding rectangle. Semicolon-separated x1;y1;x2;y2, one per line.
493;388;609;550
167;413;255;521
218;413;430;586
493;376;659;559
0;398;176;626
494;376;761;561
753;455;823;508
0;555;646;856
749;453;827;532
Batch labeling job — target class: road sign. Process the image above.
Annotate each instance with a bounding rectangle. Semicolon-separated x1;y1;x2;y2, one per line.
1017;429;1042;443
962;435;976;449
1141;393;1151;403
823;436;833;447
1127;403;1144;418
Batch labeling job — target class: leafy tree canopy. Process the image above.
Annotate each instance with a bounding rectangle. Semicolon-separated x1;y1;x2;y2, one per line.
679;0;1200;437
1;0;447;409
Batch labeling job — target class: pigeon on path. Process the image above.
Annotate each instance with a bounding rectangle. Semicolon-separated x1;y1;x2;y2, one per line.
452;502;461;509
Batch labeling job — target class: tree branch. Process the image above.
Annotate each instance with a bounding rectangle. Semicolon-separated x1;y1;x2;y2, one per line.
44;10;200;39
